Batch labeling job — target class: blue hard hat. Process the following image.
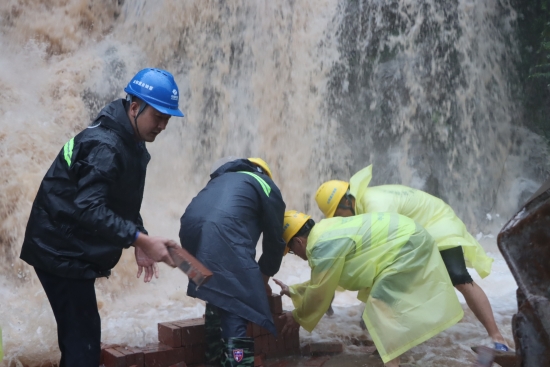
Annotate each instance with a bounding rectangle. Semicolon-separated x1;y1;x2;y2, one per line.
124;68;184;117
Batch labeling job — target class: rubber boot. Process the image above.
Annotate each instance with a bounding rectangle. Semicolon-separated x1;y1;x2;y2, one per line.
221;337;254;367
205;303;224;366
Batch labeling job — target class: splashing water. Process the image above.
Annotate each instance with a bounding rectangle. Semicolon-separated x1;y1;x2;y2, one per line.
0;0;545;365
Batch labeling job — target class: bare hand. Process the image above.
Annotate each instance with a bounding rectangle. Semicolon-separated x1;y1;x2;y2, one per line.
134;234;177;268
273;278;290;297
280;311;300;337
135;246;159;283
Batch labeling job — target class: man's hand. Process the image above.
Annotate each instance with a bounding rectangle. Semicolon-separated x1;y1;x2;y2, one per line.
135;246;159;283
133;233;177;268
273;278;290;297
280;311;300;337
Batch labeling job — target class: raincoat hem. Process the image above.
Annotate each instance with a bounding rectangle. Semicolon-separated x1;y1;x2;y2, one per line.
365;308;464;363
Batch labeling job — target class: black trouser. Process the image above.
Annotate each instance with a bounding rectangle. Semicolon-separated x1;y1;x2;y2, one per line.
35;267;101;367
440;246;474;286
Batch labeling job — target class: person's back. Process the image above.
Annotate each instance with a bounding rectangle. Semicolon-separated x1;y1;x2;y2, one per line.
180;170;266;259
179;158;286;367
349;165;492;277
279;211;463;366
358;185;454;228
315;164;510;351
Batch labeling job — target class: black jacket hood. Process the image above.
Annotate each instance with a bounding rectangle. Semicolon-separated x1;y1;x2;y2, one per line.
94;99;137;145
211;158;261;179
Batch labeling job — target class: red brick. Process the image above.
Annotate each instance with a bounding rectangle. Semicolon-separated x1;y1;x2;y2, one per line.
283;329;300;355
246;322;254;337
113;347;144;367
252;323;269;337
255;335;270;355
268;294;283;314
168;363;187;367
254;336;262;355
254;353;265;367
301;342;343;356
171;318;205;346
304;356;331;366
168;247;213;287
272;314;286;334
184;343;206;365
103;348;126;367
265;334;286;358
265;361;289;367
143;343;186;367
101;344;122;365
158;323;183;348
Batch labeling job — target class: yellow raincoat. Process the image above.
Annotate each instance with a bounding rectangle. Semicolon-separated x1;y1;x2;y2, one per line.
350;165;493;278
289;213;463;363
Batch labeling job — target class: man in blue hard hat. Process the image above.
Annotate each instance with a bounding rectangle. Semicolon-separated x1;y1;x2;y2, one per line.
20;68;184;367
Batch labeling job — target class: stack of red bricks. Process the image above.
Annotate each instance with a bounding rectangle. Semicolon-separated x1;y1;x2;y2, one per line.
101;294;300;367
248;294;300;366
101;316;205;367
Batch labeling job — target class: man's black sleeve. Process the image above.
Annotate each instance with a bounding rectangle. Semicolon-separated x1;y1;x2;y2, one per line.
136;213;148;235
257;185;286;276
73;144;140;248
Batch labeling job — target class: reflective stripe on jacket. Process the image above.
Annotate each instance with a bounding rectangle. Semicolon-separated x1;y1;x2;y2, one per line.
20;99;149;279
179;159;286;335
289;214;463;363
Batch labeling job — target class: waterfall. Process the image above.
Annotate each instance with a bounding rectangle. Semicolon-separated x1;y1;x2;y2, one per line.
0;0;543;365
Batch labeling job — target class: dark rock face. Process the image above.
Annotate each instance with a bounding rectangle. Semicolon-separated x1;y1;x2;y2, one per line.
510;0;550;141
498;179;550;366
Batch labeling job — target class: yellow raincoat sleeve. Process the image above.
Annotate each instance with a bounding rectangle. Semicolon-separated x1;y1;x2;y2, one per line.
290;238;353;332
288;280;310;307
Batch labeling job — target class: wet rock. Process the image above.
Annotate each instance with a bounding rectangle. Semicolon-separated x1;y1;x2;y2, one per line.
498;178;550;366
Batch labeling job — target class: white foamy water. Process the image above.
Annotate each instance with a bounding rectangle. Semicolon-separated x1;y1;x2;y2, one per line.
0;0;542;365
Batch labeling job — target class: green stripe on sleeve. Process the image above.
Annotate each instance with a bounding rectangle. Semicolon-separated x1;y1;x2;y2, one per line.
63;137;75;167
238;171;271;197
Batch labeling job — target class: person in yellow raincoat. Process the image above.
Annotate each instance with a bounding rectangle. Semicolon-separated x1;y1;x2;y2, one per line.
275;210;464;367
315;165;509;350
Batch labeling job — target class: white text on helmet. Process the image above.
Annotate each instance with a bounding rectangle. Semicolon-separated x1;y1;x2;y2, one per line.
133;80;154;91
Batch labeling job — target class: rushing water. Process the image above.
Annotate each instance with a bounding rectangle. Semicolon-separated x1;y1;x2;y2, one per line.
0;0;547;365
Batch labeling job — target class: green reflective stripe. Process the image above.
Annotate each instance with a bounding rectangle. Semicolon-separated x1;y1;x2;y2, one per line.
238;171;271;197
63;138;74;167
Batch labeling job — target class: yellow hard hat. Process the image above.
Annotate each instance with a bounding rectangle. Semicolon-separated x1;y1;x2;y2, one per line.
315;180;349;218
248;157;273;179
282;210;311;255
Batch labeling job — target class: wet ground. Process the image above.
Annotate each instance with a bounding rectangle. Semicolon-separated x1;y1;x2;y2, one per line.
262;351;385;367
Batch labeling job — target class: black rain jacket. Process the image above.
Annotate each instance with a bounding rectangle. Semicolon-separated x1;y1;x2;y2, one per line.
20;99;149;279
179;159;286;335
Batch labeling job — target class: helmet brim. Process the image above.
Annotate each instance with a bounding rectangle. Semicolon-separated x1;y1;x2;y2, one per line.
148;102;185;117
